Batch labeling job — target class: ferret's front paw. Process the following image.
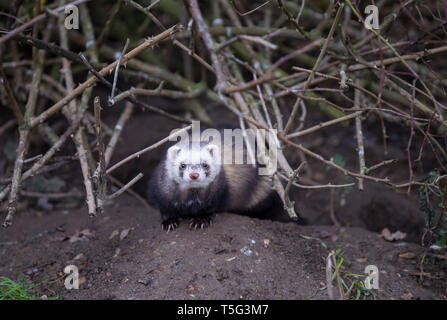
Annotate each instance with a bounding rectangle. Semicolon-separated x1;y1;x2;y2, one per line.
190;216;213;230
161;218;179;233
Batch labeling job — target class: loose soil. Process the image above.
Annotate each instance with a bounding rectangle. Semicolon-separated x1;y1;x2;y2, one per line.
0;195;445;300
0;99;446;300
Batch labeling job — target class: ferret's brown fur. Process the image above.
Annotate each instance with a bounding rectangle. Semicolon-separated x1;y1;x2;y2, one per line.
147;131;302;229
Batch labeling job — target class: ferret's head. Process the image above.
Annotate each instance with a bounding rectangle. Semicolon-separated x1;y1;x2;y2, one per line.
165;142;221;189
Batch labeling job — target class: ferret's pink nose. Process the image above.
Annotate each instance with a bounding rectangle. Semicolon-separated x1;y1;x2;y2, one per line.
189;173;199;180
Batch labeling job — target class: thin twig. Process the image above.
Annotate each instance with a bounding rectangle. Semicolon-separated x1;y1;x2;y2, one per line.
109;38;130;105
283;162;306;213
354;79;366;191
4;7;52;227
29;25;182;128
107;173;144;201
77;53;190;123
282;2;345;135
93;97;107;214
0;0;93;45
0;68;23;125
105;100;134;167
106;125;192;174
187;0;226;91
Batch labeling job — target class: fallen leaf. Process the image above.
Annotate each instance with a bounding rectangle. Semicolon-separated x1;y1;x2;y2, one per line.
401;292;413;300
67;228;95;243
67;235;82;243
380;228;406;242
399;252;416;259
263;239;270;248
78;277;86;286
80;228;95;238
109;230;119;240
120;228;131;241
74;253;84;260
186;283;197;294
138;279;151;286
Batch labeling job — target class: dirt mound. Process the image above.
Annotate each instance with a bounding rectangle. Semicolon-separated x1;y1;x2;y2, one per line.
0;195;445;300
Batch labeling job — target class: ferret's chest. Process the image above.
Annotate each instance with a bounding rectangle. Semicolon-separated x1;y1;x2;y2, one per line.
172;188;208;214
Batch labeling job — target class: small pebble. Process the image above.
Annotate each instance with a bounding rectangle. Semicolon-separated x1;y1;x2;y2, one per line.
240;246;253;257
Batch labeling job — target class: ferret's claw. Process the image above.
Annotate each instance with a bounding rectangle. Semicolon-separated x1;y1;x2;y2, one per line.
190;216;213;230
162;218;179;233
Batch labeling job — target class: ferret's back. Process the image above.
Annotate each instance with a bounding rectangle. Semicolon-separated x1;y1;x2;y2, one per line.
223;164;275;213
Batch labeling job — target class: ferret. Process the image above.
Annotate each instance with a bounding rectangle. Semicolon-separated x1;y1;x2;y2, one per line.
147;132;302;231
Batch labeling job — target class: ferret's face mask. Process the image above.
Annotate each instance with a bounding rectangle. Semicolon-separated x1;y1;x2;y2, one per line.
166;143;221;189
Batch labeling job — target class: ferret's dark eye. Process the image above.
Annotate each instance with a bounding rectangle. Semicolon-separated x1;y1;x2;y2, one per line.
201;163;208;169
180;163;186;169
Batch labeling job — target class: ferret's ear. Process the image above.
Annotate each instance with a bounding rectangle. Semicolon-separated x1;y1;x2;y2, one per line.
167;145;181;163
205;144;219;160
